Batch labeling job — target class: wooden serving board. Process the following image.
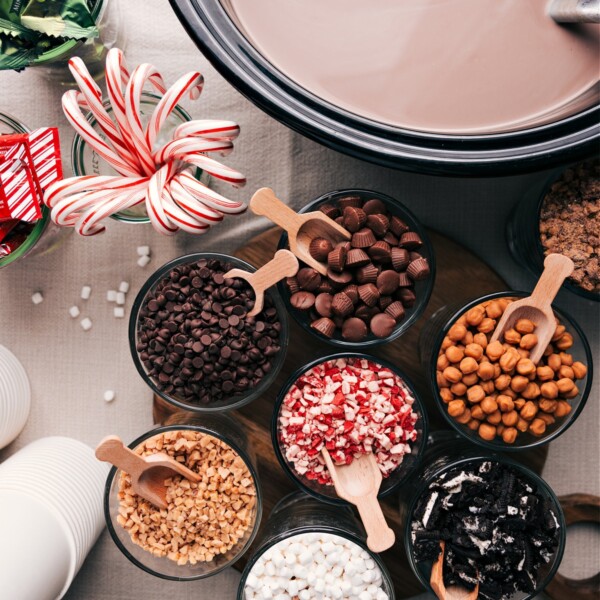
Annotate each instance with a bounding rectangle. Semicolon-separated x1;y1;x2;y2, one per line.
153;228;549;598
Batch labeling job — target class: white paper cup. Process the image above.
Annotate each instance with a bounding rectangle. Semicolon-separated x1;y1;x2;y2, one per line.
0;489;77;600
0;437;108;574
0;345;31;449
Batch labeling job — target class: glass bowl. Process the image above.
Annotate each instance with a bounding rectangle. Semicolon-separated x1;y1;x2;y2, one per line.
104;415;263;580
277;189;435;348
237;492;396;599
403;453;566;600
420;291;593;451
71;92;209;223
272;352;428;505
129;252;289;412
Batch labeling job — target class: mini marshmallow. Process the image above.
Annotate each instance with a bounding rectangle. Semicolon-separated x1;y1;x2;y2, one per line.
31;292;43;305
69;305;80;318
107;290;118;302
118;281;130;294
103;390;115;403
137;254;151;268
80;317;92;331
81;285;91;300
114;307;125;318
137;245;150;256
116;292;126;305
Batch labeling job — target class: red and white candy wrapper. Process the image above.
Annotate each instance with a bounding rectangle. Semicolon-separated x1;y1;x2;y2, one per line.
0;219;19;243
0;154;40;223
27;128;63;194
45;49;247;236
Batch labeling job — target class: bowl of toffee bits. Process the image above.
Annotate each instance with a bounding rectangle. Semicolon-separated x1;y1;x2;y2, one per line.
130;253;289;412
277;189;435;347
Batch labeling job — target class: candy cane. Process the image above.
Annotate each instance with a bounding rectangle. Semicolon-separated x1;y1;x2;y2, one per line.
160;187;210;235
145;71;204;151
153;136;233;165
177;152;247;187
169;174;225;224
146;162;179;235
177;170;246;214
174;120;240;141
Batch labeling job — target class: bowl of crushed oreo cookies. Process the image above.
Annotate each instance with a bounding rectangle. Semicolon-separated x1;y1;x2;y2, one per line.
405;453;565;600
277;189;435;347
129;253;289;412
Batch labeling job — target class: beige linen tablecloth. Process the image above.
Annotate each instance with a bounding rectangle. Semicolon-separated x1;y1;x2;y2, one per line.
0;2;598;598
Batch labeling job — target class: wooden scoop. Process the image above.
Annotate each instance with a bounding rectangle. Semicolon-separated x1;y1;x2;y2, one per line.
321;448;395;553
224;249;299;316
249;187;351;275
95;435;201;509
431;541;479;600
490;253;574;365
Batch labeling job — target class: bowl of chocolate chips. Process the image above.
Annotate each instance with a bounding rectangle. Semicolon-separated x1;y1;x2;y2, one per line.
130;253;289;412
277;189;435;347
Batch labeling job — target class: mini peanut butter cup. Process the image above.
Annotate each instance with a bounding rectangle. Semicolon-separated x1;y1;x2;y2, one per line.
409;251;423;262
355;303;380;321
309;237;334;262
318;203;339;219
383;231;399;246
366;213;389;237
368;240;392;263
385;301;406;322
342;317;368;342
290;291;316;310
391;247;410;271
341;284;359;304
317;280;335;294
396;287;416;308
337;195;362;209
297;267;322;291
397;272;412;287
326;268;353;286
356;263;379;284
335;216;344;225
399;231;423;249
286;276;300;294
362;198;387;215
310;317;336;338
351;228;376;249
315;293;333;317
376;270;399;295
390;215;410;237
342;206;367;232
407;257;430;280
370;312;396;338
346;248;371;267
331;292;354;317
358;283;380;307
379;295;393;310
327;245;347;272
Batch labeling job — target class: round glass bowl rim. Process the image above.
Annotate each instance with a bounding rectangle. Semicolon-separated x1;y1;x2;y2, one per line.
272;351;429;505
276;188;436;348
71;92;194;224
103;423;264;581
428;290;594;451
129;251;289;413
403;453;566;598
236;524;395;600
169;0;600;175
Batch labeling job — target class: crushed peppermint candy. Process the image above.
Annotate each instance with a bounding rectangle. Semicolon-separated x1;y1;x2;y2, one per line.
278;356;418;486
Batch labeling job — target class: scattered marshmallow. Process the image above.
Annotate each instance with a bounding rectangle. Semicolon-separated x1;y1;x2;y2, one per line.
80;317;92;331
119;281;130;294
69;305;80;318
107;290;117;302
243;533;389;600
137;254;151;268
116;291;126;305
81;285;92;300
114;306;125;318
137;245;150;257
103;390;115;403
31;292;44;305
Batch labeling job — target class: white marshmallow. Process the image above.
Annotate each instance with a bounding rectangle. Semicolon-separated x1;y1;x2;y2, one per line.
80;317;92;331
116;292;126;305
31;292;43;305
103;390;115;403
69;305;80;318
137;254;151;268
114;306;125;318
118;281;130;293
137;245;150;256
81;285;91;300
107;290;117;302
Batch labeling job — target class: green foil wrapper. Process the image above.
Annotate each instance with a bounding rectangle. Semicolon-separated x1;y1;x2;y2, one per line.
0;31;39;69
20;0;97;40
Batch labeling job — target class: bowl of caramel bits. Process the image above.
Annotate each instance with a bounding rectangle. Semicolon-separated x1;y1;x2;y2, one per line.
429;292;593;450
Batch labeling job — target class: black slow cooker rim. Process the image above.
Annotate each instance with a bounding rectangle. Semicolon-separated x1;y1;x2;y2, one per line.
170;0;600;176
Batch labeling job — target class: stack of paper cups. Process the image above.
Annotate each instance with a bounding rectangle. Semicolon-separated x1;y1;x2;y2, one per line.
0;437;109;599
0;344;31;449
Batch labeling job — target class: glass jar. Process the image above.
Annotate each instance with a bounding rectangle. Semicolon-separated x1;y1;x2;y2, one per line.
419;291;593;451
272;352;428;505
0;112;70;269
398;433;566;600
505;161;599;302
129;252;289;412
237;491;396;599
71;92;209;223
103;412;263;580
32;0;124;83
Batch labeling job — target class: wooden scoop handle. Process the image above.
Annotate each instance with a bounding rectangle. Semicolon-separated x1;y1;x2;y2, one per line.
95;435;145;476
354;494;396;553
530;253;574;310
250;188;303;231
